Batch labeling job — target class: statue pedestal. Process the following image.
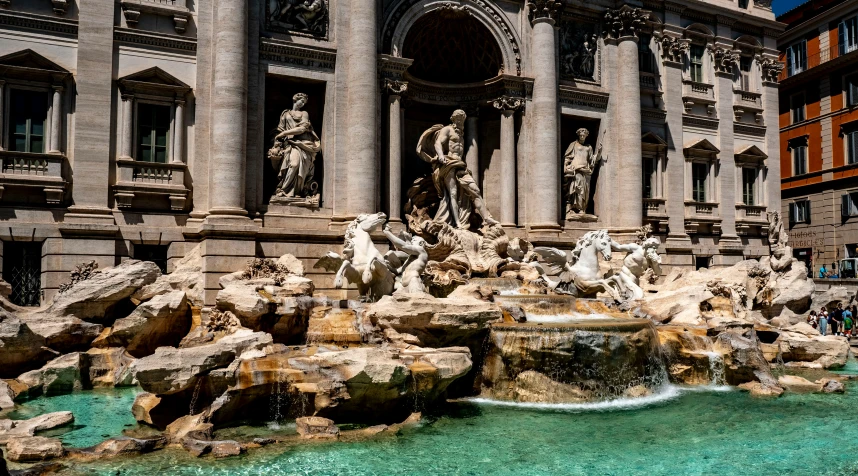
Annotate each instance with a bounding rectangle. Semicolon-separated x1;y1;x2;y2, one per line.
269;195;320;208
263;201;330;230
565;213;598;223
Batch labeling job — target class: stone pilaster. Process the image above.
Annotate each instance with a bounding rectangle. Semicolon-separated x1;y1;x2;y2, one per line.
68;0;115;221
465;112;480;187
605;6;648;230
661;37;688;243
346;0;379;217
761;61;782;211
493;96;524;227
526;0;563;230
716;61;738;240
48;85;63;154
384;79;407;222
208;0;249;219
172;99;185;164
119;94;134;160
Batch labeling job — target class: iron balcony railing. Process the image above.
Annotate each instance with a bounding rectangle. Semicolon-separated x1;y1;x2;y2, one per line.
780;43;858;81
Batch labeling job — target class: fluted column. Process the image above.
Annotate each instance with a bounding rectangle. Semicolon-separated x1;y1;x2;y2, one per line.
209;0;248;217
606;6;647;229
48;85;63;154
384;79;407;222
120;93;134;160
172;98;185;164
526;0;563;230
493;96;524;226
346;0;379;216
465;112;479;185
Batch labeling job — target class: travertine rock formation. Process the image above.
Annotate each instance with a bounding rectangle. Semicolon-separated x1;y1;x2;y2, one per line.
93;290;191;357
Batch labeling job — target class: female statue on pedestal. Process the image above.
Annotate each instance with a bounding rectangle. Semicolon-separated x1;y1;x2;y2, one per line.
564;127;603;219
268;93;321;205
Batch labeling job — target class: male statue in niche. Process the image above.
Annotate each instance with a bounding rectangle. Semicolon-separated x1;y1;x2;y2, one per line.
564;127;604;219
416;109;498;229
268;92;321;205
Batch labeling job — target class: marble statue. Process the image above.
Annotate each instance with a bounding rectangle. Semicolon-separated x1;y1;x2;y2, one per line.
268;93;321;205
564;128;604;218
767;211;794;273
383;224;429;294
268;0;327;35
314;212;396;302
560;22;598;80
532;230;622;300
416;109;498;230
610;236;662;301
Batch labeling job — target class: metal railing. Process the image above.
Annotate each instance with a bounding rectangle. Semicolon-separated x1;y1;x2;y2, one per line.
779;43;858;81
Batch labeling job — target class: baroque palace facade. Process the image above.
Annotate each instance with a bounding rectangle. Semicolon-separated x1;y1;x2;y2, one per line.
0;0;783;305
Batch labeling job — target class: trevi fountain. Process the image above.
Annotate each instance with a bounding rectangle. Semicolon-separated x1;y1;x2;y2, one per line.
0;106;850;474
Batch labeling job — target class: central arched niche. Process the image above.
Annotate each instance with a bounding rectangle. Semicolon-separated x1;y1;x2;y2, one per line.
402;9;503;84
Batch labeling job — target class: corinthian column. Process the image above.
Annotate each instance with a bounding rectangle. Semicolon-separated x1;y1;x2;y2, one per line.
526;0;563;230
606;6;647;229
384;79;407;222
493;96;525;227
346;0;379;217
209;0;248;218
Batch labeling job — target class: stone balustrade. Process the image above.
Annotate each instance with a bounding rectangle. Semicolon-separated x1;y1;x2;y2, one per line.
684;200;722;234
120;0;190;33
115;159;189;210
682;80;716;115
0;151;66;204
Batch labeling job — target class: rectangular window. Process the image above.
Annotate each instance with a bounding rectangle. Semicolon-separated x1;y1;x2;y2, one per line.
643;157;657;199
690;45;705;83
692;162;708;202
9;89;48;154
639;34;655;74
843;193;858;218
790;93;806;123
742;167;756;206
847;130;858;165
739;56;753;91
847;74;858;107
790;199;810;224
840;16;858;56
2;242;42;307
136;103;171;163
786;40;807;76
792;144;808;176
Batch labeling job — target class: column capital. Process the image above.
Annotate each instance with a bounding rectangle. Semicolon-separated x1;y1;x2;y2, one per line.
604;6;649;40
712;46;740;74
760;58;783;84
527;0;563;26
658;35;689;63
491;95;525;113
382;78;408;96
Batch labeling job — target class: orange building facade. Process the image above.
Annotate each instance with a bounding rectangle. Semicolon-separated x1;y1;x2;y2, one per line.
779;0;858;276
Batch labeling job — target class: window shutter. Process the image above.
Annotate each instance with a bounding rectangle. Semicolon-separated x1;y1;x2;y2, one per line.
789;202;796;224
841;22;847;56
786;46;793;74
806;200;811;224
843;194;850;218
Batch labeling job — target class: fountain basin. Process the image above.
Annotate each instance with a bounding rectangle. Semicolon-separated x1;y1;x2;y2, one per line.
480;319;667;403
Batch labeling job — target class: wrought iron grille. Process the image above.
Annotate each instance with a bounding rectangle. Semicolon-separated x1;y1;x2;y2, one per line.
4;243;42;306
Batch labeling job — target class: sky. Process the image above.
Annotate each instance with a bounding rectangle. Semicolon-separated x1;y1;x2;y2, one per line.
772;0;810;16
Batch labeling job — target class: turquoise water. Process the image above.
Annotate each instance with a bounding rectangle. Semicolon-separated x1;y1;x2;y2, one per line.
58;382;858;476
1;387;140;449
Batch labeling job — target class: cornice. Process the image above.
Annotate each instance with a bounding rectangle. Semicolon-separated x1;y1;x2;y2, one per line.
259;38;337;73
558;85;609;110
0;10;77;35
114;27;196;52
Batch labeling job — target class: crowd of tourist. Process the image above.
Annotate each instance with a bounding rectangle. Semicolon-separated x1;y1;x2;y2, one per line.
807;303;855;337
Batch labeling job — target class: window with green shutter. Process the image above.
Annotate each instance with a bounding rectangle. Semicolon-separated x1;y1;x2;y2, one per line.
136;103;170;163
690;45;705;83
9;89;48;154
692;162;707;202
742;168;756;206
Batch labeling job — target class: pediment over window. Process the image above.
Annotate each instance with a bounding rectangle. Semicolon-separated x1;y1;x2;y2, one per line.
786;134;809;150
0;49;70;83
735;144;768;164
683;138;720;159
118;67;191;97
642;132;667;156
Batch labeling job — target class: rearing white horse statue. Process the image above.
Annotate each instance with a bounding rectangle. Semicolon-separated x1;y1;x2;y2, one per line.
533;230;622;300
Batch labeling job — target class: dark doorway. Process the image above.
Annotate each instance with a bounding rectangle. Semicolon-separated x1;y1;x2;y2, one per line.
263;76;327;205
695;256;711;270
793;248;812;278
560;115;602;215
3;242;42;306
134;245;168;274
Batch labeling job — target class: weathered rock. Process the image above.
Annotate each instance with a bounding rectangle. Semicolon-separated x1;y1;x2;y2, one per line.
132;329;272;395
657;326;719;385
93;291;191;358
777;375;823;394
165;414;212;443
5;437;64;462
131;393;161;426
774;331;849;369
762;261;814;318
210;440;244;458
0;412;74;443
0;381;16;409
481;320;666;403
306;306;361;345
0;311;54;378
738;381;784;397
216;280;315;339
639;286;712;326
133;245;205;307
17;353;87;398
205;345;472;427
19;314;102;354
32;260;161;323
713;331;777;388
821;379;845;394
87;436;167;457
811;286;853;313
276;254;305;276
296;416;339;439
216;283;276;326
86;347;136;387
366;293;502;348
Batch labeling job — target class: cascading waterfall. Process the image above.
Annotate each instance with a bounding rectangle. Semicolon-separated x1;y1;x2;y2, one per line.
704;351;725;386
188;378;203;416
269;359;287;428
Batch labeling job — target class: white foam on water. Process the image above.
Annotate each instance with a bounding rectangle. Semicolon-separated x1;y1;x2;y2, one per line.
466;384;734;412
